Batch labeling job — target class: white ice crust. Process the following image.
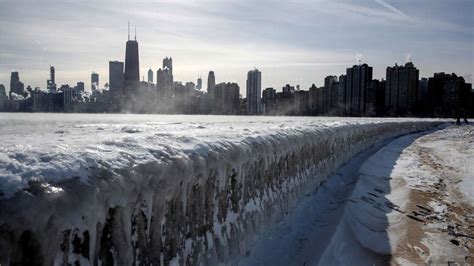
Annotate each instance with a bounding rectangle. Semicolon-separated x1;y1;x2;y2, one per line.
0;114;443;198
0;113;444;265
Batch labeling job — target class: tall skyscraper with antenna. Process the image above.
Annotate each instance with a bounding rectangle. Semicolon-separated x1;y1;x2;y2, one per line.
124;22;140;90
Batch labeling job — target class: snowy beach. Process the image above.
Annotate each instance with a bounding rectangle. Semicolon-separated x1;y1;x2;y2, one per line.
242;124;473;265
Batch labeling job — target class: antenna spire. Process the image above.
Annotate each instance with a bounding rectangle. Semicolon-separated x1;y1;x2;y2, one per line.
128;21;130;40
134;25;137;41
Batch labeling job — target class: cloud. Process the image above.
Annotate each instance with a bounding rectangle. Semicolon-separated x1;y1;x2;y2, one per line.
0;0;472;95
375;0;410;19
325;2;411;23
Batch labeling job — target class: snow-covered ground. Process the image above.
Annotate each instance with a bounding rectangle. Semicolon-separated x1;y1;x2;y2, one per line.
241;124;473;265
0;113;445;265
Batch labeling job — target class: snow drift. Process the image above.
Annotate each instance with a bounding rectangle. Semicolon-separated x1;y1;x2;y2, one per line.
0;114;443;265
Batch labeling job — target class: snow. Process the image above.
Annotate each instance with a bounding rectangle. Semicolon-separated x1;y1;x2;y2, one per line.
416;125;474;203
240;124;472;265
0;113;444;265
237;136;395;266
319;130;432;265
0;113;442;199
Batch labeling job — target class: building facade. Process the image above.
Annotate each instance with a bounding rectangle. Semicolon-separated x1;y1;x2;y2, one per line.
207;70;216;103
91;72;99;90
346;64;373;116
385;62;419;115
148;69;153;83
10;72;24;98
47;66;56;92
214;82;240;115
246;69;262;115
109;61;124;97
124;35;140;95
262;87;277;114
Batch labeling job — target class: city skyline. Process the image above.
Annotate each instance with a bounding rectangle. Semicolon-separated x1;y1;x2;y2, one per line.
0;0;473;94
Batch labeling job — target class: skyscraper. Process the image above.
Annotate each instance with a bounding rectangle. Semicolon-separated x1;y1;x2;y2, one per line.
323;75;338;114
416;78;429;115
246;69;262;115
196;76;202;90
385;62;419;115
163;57;173;75
207;71;216;99
366;79;383;116
109;61;124;96
262;87;277;114
9;71;23;98
214;82;240;115
75;81;85;96
124;24;140;90
346;64;373;115
279;84;296;115
156;69;164;89
294;90;309;115
148;68;153;83
0;84;7;111
47;66;56;92
427;72;470;117
91;72;99;90
308;84;318;115
61;85;74;110
337;75;347;115
156;57;173;96
0;84;6;96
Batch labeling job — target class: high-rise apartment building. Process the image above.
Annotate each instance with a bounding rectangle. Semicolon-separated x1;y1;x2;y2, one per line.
246;69;262;115
385;62;419;115
337;75;347;115
214;82;240;115
346;64;373;115
148;68;153;83
207;71;216;102
9;71;24;98
47;66;56;92
91;72;99;90
109;61;124;96
323;75;338;114
196;77;202;90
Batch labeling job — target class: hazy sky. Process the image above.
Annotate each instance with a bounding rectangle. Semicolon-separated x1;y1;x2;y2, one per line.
0;0;473;95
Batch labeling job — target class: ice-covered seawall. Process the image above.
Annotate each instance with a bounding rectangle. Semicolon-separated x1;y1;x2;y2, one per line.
0;114;442;265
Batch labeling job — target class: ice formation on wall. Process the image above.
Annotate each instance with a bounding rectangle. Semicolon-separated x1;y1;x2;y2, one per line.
0;114;442;265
